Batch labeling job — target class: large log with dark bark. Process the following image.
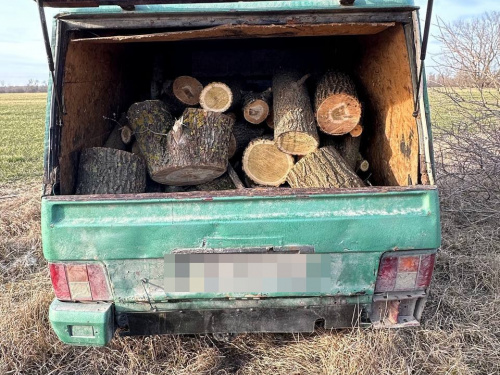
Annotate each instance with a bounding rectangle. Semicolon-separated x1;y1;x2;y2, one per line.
322;134;361;171
103;123;127;151
158;108;235;185
127;100;175;181
314;71;362;135
76;147;146;194
194;173;236;191
273;70;319;155
286;146;364;188
243;138;295;187
231;119;267;157
242;89;271;124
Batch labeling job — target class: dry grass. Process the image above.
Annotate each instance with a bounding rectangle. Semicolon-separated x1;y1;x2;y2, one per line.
1;181;499;374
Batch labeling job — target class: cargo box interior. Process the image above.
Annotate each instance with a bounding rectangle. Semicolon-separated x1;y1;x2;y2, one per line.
57;23;420;195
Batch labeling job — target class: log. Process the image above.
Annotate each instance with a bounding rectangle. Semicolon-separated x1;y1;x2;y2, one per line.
76;147;146;194
228;133;237;159
127;100;175;180
161;80;185;115
266;109;274;129
273;70;319;155
357;158;370;172
199;81;241;113
195;173;236;191
131;141;141;156
232;120;267;157
242;138;295;187
286;146;364;188
314;71;362;135
157;108;235;185
227;163;245;189
171;75;204;106
322;134;361;171
104;123;127;151
120;125;133;145
242;89;271;124
350;124;363;137
151;55;165;100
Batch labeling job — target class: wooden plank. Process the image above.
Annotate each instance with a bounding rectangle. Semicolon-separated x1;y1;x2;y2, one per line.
357;25;419;186
72;23;395;44
46;185;437;202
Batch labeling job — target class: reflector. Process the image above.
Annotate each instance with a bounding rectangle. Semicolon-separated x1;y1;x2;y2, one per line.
88;264;112;301
49;263;71;300
48;263;112;301
375;253;436;293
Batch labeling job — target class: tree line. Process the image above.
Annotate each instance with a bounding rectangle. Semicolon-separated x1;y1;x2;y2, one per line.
0;79;48;93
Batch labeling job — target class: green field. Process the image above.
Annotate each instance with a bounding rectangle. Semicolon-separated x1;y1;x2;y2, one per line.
0;93;47;183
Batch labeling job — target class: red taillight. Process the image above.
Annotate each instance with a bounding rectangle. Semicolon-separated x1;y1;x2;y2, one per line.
375;253;436;293
49;263;71;300
49;263;112;301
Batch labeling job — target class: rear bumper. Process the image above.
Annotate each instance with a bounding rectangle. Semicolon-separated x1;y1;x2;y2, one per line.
49;292;428;346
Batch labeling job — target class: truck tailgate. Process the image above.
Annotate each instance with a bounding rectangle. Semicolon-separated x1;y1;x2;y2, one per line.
42;186;440;299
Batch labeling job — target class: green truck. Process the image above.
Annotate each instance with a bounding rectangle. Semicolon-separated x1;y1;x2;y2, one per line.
37;0;440;346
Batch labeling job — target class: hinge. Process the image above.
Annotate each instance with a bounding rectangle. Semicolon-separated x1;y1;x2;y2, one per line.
413;0;434;118
36;0;65;124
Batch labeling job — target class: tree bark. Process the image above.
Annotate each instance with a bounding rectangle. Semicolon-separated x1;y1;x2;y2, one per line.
228;133;237;159
314;71;362;135
243;138;295;186
104;123;127;151
242;89;271;124
287;146;364;188
157;108;235;185
322;134;361;171
227;163;245;189
76;147;146;194
127;100;175;180
151;55;165;100
195;173;236;191
273;70;319;155
266;108;274;129
232;119;267;157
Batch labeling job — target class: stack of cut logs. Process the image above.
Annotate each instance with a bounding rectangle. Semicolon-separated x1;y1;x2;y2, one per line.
76;70;370;195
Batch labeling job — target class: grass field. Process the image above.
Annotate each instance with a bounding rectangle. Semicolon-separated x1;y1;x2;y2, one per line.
0;93;46;183
0;92;499;374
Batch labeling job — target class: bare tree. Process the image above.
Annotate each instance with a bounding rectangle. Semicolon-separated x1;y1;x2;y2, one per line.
432;12;500;228
434;12;500;88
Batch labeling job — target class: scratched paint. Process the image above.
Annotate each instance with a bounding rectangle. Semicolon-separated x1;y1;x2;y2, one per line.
42;188;440;261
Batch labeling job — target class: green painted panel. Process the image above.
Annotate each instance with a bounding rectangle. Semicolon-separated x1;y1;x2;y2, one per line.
103;251;382;301
54;1;416;16
49;299;115;346
42;188;440;262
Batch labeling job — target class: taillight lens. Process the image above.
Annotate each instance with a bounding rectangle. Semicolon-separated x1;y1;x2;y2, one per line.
49;263;112;301
375;253;436;293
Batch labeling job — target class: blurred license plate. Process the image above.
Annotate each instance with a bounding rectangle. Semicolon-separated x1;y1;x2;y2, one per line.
164;253;331;293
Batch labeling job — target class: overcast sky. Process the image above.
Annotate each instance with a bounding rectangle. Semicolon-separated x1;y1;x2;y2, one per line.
0;0;499;85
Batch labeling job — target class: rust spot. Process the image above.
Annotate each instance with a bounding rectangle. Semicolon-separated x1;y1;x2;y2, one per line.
353;291;367;296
